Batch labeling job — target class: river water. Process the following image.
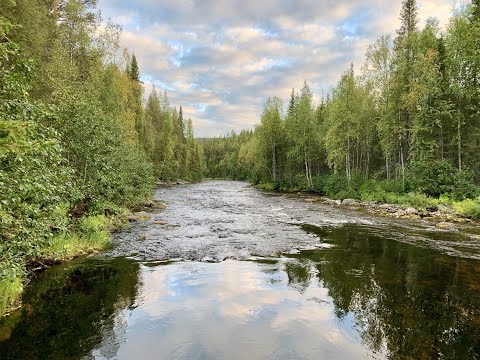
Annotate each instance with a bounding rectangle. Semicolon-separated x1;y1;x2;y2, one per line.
1;181;480;359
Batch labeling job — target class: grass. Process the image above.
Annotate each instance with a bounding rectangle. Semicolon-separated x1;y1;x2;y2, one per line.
0;212;129;317
42;215;113;260
360;191;439;209
453;198;480;220
0;277;23;316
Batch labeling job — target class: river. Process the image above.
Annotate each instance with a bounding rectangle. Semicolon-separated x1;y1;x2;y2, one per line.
1;181;479;359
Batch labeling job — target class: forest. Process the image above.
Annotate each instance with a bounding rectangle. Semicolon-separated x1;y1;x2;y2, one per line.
204;0;480;216
0;0;205;313
1;0;480;315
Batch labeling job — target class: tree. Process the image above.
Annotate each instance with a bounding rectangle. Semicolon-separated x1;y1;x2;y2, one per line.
128;53;140;81
257;97;284;183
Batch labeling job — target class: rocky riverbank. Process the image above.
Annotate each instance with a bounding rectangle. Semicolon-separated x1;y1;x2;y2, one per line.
303;196;476;228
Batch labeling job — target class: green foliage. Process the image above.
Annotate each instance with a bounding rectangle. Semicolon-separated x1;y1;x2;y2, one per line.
313;175;350;197
409;160;478;199
203;2;480;210
453;198;480;220
0;277;23;315
44;215;111;260
1;20;73;281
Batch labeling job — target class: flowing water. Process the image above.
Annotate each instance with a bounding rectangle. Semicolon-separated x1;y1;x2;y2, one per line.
1;181;480;359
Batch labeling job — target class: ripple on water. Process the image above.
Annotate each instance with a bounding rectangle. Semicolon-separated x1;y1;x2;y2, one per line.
107;181;480;262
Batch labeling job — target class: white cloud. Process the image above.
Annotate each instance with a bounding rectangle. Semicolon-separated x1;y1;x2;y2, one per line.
100;0;455;137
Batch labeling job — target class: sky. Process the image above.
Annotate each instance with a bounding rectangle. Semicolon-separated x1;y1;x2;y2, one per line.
98;0;455;137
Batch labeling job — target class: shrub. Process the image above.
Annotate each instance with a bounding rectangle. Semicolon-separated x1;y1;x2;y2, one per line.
317;174;350;197
453;198;480;220
409;160;479;199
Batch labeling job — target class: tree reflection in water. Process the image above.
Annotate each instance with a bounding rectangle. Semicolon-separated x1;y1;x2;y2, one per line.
285;224;480;359
0;257;140;360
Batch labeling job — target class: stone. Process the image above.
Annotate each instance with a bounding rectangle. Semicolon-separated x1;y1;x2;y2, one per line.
405;207;419;215
342;198;358;205
435;221;455;230
128;211;151;222
154;220;168;225
438;204;452;214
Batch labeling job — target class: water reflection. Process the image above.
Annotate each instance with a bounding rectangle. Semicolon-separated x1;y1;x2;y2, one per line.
1;224;480;359
297;224;480;359
100;260;373;360
0;257;140;360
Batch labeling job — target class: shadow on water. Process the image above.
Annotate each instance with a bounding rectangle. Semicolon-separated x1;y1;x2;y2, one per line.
0;257;140;360
0;223;479;358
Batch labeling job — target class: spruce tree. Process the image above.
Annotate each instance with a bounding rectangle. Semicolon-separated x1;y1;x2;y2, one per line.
129;53;140;82
397;0;419;37
179;105;186;139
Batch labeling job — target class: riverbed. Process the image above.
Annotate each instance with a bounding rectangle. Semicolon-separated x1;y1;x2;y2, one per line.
1;181;479;359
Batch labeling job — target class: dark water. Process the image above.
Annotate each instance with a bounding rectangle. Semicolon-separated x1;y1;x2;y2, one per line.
1;181;480;359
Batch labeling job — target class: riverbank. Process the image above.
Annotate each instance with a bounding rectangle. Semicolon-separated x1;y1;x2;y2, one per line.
0;214;119;317
0;199;166;317
256;183;480;225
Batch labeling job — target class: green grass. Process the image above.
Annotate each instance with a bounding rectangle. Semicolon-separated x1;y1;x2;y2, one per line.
360;191;439;209
453;198;480;220
42;215;115;261
0;277;23;316
0;212;130;317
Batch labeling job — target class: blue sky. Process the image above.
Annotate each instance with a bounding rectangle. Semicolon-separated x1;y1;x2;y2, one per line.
98;0;454;137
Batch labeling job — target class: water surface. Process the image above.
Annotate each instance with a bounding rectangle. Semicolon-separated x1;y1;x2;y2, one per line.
1;181;480;359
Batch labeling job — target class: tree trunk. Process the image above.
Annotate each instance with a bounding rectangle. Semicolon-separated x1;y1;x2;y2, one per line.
272;142;276;182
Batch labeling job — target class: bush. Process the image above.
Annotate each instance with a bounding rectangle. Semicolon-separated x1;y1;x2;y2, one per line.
313;174;350;197
409;160;479;200
453;198;480;220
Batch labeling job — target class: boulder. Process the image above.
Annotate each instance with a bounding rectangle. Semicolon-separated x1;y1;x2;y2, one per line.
342;198;358;205
405;207;419;215
154;220;168;225
128;211;151;222
438;204;452;214
323;199;342;205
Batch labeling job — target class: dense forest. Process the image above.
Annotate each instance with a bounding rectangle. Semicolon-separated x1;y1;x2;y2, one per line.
0;0;205;313
204;0;480;212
